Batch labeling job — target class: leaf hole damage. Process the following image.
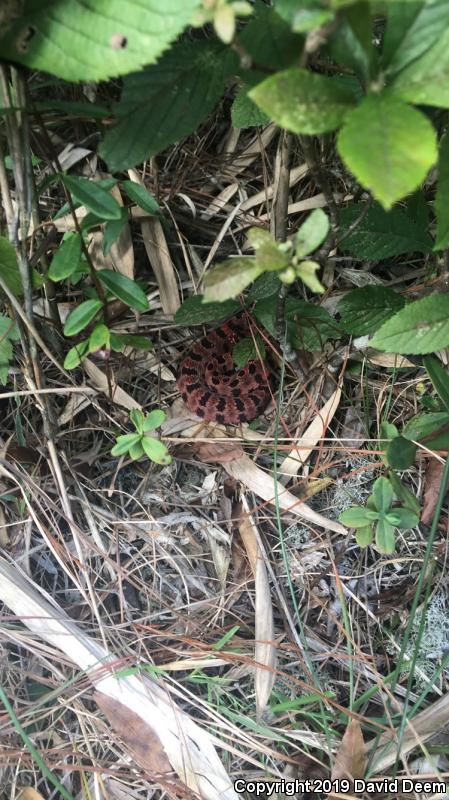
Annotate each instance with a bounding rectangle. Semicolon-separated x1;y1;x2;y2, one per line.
16;25;36;53
110;34;128;50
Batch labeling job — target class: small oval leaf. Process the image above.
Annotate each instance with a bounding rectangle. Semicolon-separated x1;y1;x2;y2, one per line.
64;299;102;336
97;269;149;312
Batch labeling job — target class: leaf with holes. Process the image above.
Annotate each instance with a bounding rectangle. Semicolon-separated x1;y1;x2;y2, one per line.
100;42;236;171
0;0;200;82
337;94;437;210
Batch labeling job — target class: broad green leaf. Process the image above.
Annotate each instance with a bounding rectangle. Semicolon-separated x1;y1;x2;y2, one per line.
88;323;110;353
110;333;125;352
203;258;263;303
339;506;373;527
371;294;449;354
337;94;437;210
386;436;416;469
248;228;290;272
249;68;355;135
255;296;341;352
63;340;90;369
97;269;148;312
356;524;374;547
36;98;109;119
337;286;405;335
129;441;144;460
100;42;236;171
103;211;127;256
295;260;324;293
372;476;393;512
326;8;372;83
247;273;281;302
386;507;419;529
130;409;145;433
383;0;449;74
424;355;449;413
143;409;166;431
375;518;395;554
121;181;161;215
233;336;266;368
119;334;153;351
232;83;270;129
111;433;141;456
403;412;449;442
238;2;305;68
0;235;22;295
338;203;432;260
141;435;172;465
62;175;122;220
0;0;200;82
434;132;449;250
295;209;330;258
64;299;102;336
0;316;19;342
390;24;449;107
388;470;420;515
174;296;240;325
48;232;82;281
380;421;399;441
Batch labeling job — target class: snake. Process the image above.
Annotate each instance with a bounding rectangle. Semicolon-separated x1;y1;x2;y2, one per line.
177;315;272;424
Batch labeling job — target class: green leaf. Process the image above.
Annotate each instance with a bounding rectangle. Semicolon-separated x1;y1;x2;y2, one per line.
238;2;305;68
97;269;148;312
48;232;82;281
141;435;172;465
62;175;122;220
247;273;281;302
111;433;142;456
0;0;200;82
424;355;449;414
100;42;236;171
356;524;374;548
386;436;417;470
295;209;330;258
130;409;145;433
119;334;153;351
386;507;419;529
203;258;263;303
295;260;324;294
143;409;166;431
390;24;449;108
103;211;127;256
375;518;396;554
0;235;22;296
372;476;393;512
63;340;90;369
36;98;109;119
338;203;432;260
337;94;437;210
0;316;19;342
232;83;270;129
371;294;449;354
434;132;449;250
403;411;449;442
174;296;240;325
337;286;405;335
248;228;290;272
121;181;161;215
339;506;373;527
129;441;145;460
88;323;110;353
326;7;372;83
388;470;420;516
285;298;341;351
233;336;266;368
64;299;102;336
380;421;399;441
249;68;355;135
383;0;449;75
